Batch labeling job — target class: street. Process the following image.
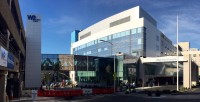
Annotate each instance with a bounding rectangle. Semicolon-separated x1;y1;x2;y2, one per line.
13;93;200;102
81;94;200;102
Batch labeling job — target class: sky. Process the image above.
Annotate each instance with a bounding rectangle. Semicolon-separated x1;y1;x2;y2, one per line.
18;0;200;54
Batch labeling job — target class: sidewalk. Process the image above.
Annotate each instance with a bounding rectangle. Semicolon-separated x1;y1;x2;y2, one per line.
11;95;103;102
12;97;57;102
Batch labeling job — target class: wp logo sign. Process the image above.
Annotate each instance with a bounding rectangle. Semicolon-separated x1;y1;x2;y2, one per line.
27;15;40;22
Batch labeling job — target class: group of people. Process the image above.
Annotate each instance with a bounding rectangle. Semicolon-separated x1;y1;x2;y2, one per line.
42;79;76;90
119;81;136;92
50;80;69;88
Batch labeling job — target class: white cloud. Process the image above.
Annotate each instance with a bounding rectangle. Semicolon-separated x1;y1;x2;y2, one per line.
158;4;200;48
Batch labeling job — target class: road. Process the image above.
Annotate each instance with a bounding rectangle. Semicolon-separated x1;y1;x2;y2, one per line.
13;93;200;102
81;94;200;102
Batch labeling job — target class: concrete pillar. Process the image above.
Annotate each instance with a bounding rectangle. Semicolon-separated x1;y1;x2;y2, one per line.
183;54;191;88
139;60;145;87
0;71;8;102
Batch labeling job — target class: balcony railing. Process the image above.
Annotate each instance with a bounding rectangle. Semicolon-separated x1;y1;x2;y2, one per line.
0;31;8;47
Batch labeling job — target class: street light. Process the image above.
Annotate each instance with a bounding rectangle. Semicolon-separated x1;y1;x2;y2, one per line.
100;40;116;93
176;15;179;91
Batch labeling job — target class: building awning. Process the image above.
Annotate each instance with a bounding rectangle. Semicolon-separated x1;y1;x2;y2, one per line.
141;56;187;63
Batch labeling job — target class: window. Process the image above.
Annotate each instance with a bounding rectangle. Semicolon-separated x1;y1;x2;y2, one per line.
94;40;97;44
156;45;159;51
125;31;130;36
131;29;136;34
113;33;117;39
132;51;138;56
87;51;91;55
137;38;142;44
104;47;108;51
121;31;126;37
156;35;159;41
116;33;119;38
108;35;112;40
137;27;142;33
193;54;196;57
98;48;101;52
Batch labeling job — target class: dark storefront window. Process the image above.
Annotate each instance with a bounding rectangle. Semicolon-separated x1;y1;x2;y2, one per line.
74;55;115;86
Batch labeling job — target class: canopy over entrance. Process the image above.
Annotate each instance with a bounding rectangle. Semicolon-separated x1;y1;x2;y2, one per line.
141;56;187;63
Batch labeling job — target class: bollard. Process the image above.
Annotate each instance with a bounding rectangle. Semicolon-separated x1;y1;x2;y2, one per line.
31;90;38;100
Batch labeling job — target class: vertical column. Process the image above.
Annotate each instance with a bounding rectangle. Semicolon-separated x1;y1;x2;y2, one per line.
138;58;145;87
9;0;12;9
6;29;10;49
183;54;191;88
0;71;8;102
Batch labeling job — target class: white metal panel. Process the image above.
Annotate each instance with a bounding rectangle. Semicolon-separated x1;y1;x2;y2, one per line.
78;6;140;38
25;14;41;88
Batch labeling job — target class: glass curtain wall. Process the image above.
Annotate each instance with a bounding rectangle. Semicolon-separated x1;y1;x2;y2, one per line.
73;27;145;57
41;54;74;71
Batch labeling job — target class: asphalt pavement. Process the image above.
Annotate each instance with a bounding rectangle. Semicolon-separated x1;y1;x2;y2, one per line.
11;85;200;102
11;92;200;102
80;93;200;102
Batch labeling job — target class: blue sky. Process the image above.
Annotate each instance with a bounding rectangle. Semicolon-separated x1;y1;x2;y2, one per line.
18;0;200;54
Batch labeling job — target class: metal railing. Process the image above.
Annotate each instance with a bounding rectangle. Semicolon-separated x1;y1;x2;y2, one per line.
0;31;8;47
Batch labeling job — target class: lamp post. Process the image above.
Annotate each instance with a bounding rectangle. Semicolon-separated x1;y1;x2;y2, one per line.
176;15;179;91
100;40;116;93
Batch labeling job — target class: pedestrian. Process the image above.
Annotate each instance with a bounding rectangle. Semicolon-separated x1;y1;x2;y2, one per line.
132;82;135;88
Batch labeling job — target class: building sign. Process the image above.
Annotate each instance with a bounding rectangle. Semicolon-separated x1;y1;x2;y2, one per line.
27;15;40;22
0;47;8;67
77;71;96;77
7;53;14;69
155;58;177;62
123;59;138;64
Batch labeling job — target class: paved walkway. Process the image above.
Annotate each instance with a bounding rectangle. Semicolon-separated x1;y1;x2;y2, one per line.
11;93;200;102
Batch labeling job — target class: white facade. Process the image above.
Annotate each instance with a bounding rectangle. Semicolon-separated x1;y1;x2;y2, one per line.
71;6;175;57
71;6;143;54
25;14;41;88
